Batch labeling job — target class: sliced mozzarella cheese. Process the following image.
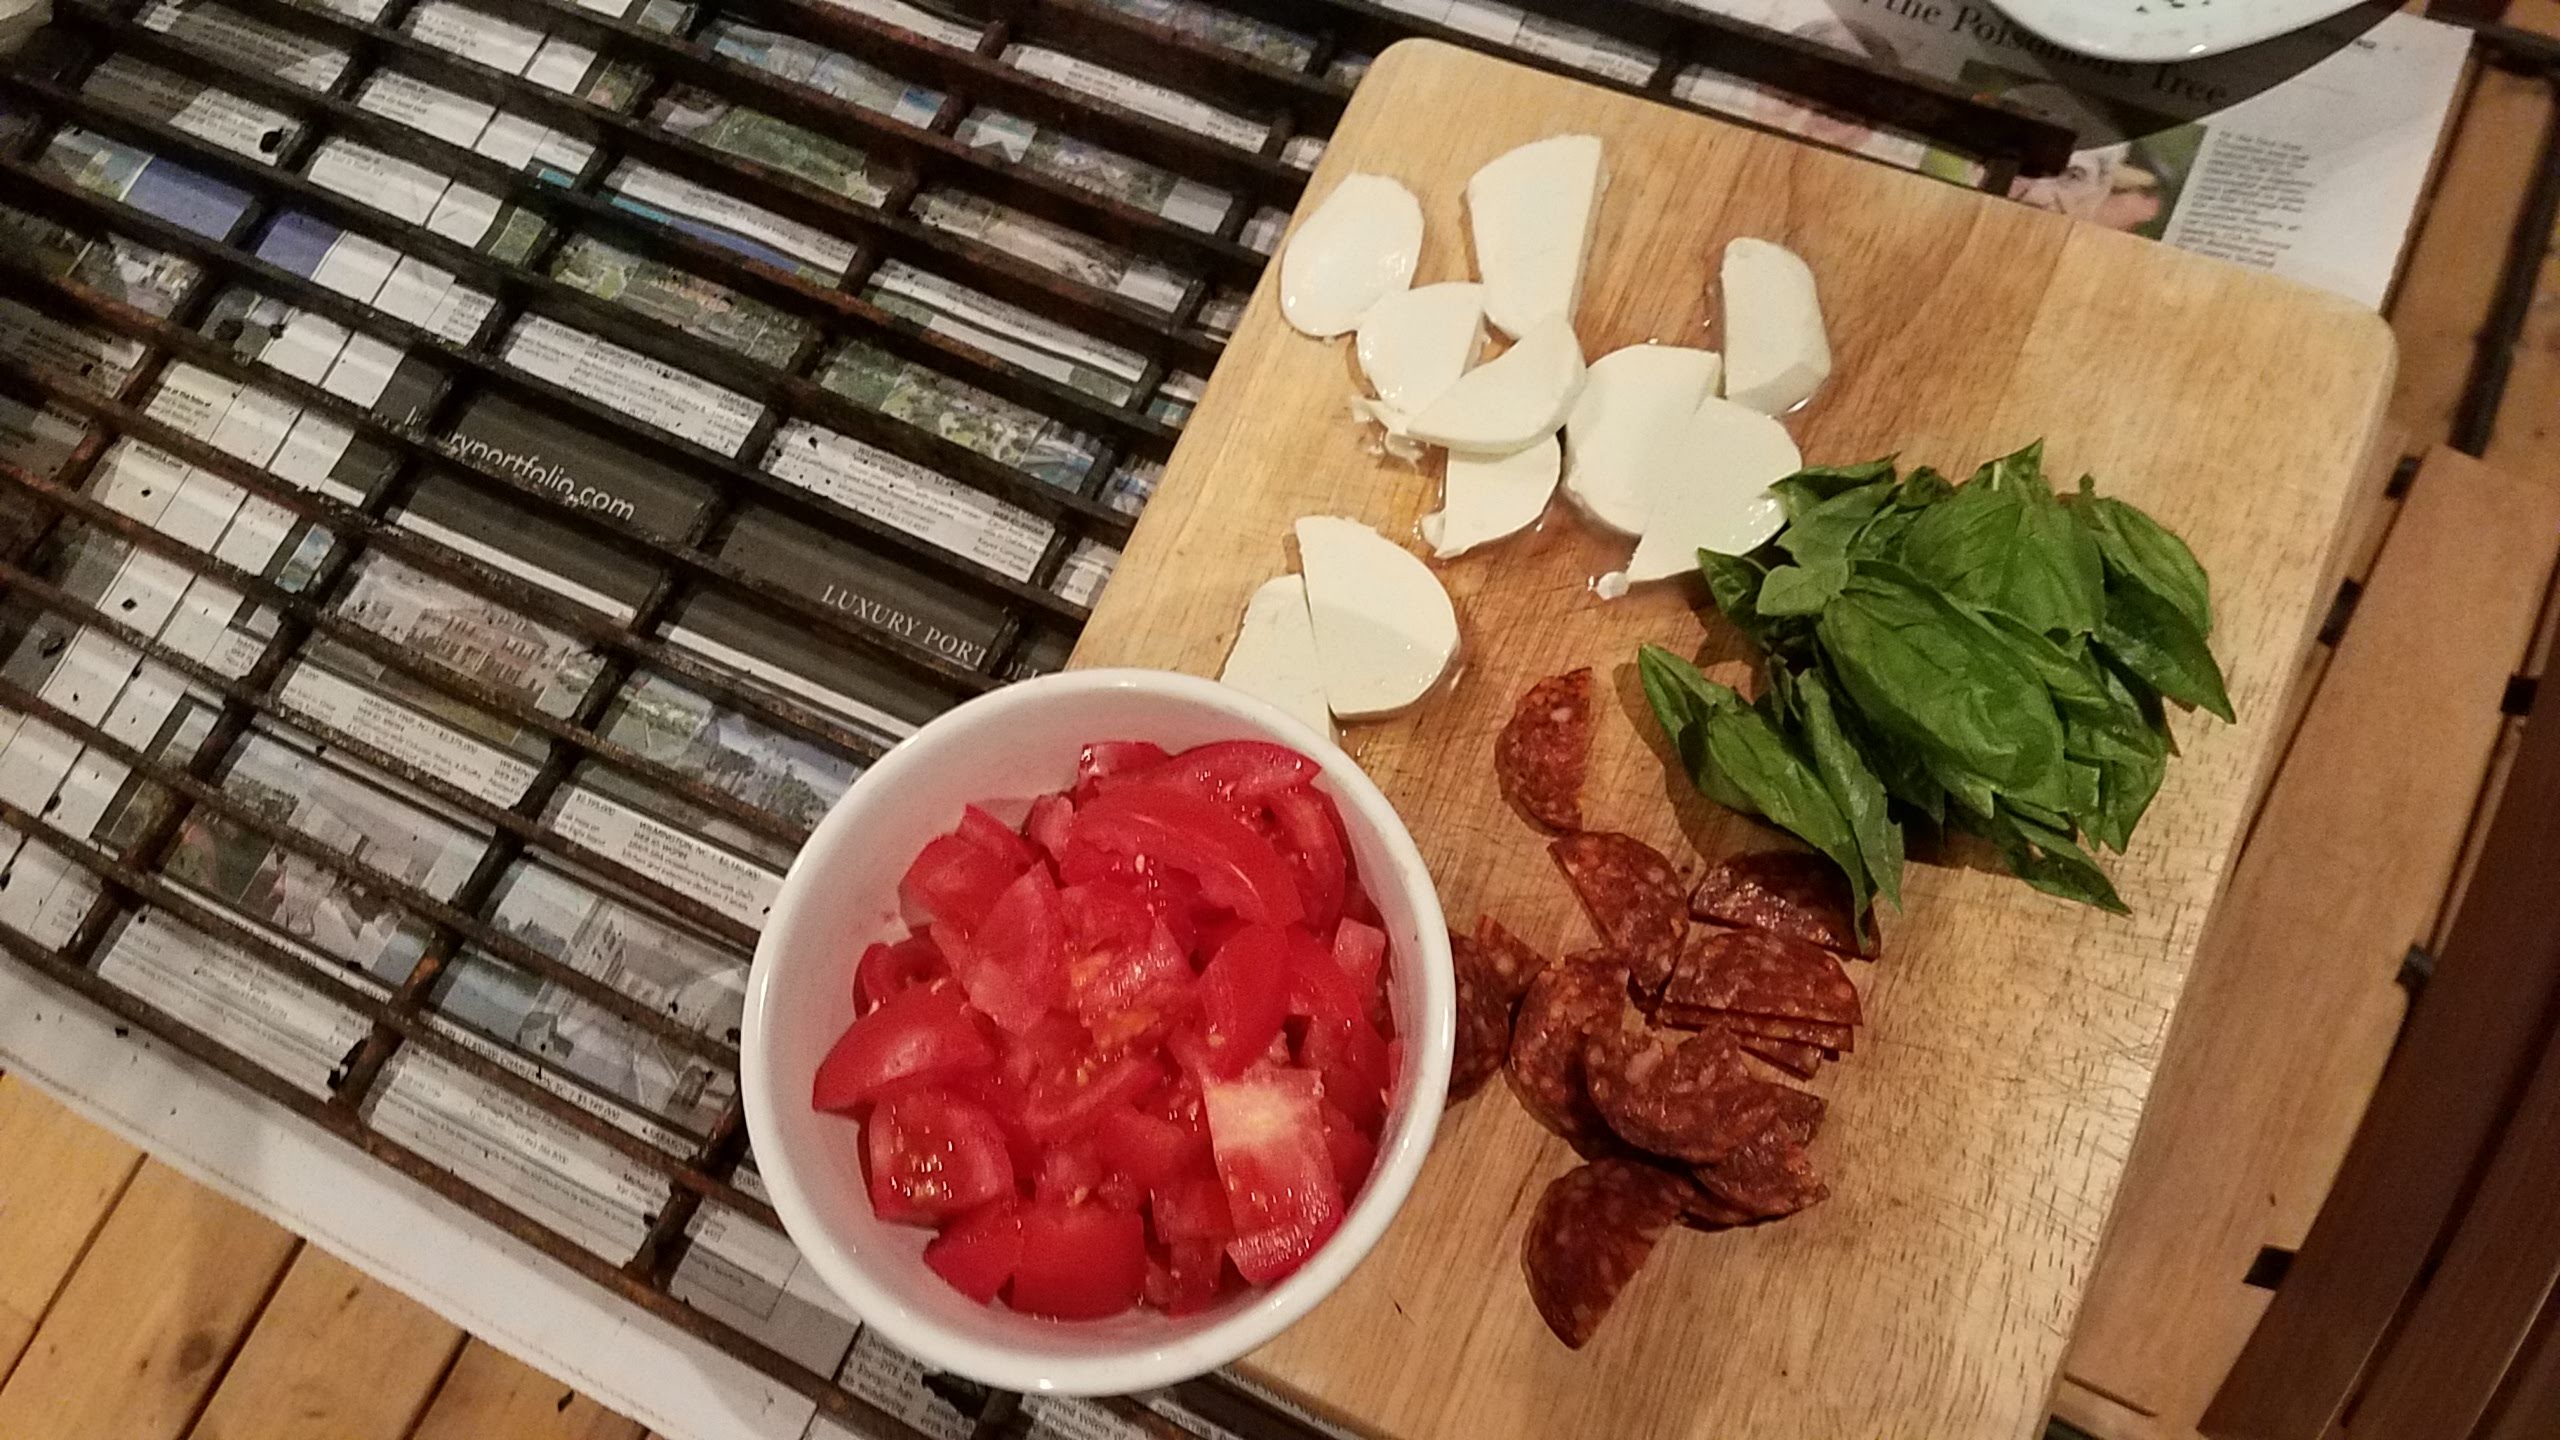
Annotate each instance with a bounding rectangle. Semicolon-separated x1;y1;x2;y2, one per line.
1720;237;1831;415
1623;398;1797;583
1466;134;1605;338
1561;344;1721;536
1280;173;1423;339
1294;515;1460;720
1421;434;1559;559
1219;574;1336;743
1356;282;1485;416
1403;318;1585;454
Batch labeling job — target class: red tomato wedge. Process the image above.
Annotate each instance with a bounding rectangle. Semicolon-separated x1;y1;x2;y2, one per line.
1143;1237;1231;1315
1196;925;1293;1078
854;935;944;1016
1320;1100;1379;1193
923;1201;1021;1304
1075;741;1170;801
866;1089;1015;1225
814;981;993;1112
1094;1105;1209;1190
1060;883;1195;1048
1331;919;1387;994
1266;785;1348;933
1132;740;1323;804
957;803;1037;871
1302;1005;1392;1133
942;868;1066;1035
1069;787;1305;928
1010;1203;1147;1319
1025;793;1076;865
1021;1048;1166;1142
1149;1171;1234;1244
899;834;1021;932
1204;1069;1345;1285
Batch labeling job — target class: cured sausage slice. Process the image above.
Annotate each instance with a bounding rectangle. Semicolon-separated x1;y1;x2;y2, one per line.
1661;926;1862;1026
1551;832;1688;994
1506;949;1628;1144
1737;1034;1823;1079
1583;1024;1827;1165
1468;916;1549;1005
1522;1158;1688;1348
1450;960;1515;1103
1690;851;1870;956
1497;668;1593;831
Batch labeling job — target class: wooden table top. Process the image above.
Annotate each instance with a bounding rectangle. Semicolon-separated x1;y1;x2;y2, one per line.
1070;39;2395;1440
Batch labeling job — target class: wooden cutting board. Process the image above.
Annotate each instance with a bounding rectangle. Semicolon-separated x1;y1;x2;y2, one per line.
1072;40;2393;1440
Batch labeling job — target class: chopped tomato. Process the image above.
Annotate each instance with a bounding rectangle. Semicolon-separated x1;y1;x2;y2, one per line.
1204;1070;1344;1285
1070;787;1305;928
1057;838;1208;953
1025;793;1076;865
1302;1005;1392;1133
1149;1171;1233;1244
1094;1105;1210;1190
923;1200;1021;1304
854;935;944;1016
957;803;1037;871
1332;918;1387;994
942;868;1066;1035
1011;1203;1147;1320
899;834;1022;933
1035;1138;1108;1206
1143;1238;1231;1315
1267;785;1347;932
1195;925;1293;1079
1319;1100;1378;1194
813;981;993;1112
1021;1048;1166;1142
866;1088;1015;1225
1134;740;1323;804
1287;928;1366;1024
1075;741;1170;801
1061;884;1195;1048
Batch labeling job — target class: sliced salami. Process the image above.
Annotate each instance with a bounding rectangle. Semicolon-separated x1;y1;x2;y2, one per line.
1450;965;1514;1103
1691;851;1870;957
1550;832;1688;994
1678;1183;1763;1230
1497;668;1593;831
1661;925;1862;1027
1694;1126;1829;1221
1583;1023;1825;1164
1506;949;1628;1145
1698;1011;1856;1054
1738;1034;1824;1079
1468;916;1549;1005
1522;1158;1688;1349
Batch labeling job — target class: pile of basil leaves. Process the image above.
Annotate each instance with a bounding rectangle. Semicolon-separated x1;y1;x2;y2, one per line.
1639;443;2230;934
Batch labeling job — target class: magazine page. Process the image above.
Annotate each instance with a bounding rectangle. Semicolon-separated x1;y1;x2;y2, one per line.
138;0;354;94
197;282;451;423
763;418;1056;583
392;470;661;622
80;53;305;165
1086;0;1318;71
718;505;1011;673
592;669;865;841
658;585;950;745
550;234;812;368
0;394;90;480
864;261;1151;407
910;187;1193;316
814;339;1105;491
1001;45;1272;152
500;313;768;458
0;203;204;319
1666;0;2469;306
705;19;945;128
651;87;894;209
953;108;1236;235
38;126;256;242
602;161;862;282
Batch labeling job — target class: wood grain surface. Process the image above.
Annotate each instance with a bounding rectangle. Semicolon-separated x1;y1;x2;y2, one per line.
0;1072;140;1379
187;1247;465;1440
1072;40;2394;1440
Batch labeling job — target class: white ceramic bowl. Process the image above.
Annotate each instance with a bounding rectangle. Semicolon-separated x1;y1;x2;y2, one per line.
742;669;1453;1396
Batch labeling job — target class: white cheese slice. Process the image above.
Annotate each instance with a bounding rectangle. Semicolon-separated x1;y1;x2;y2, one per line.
1403;317;1585;454
1561;344;1721;536
1356;281;1485;417
1294;515;1460;720
1219;574;1337;744
1720;237;1831;415
1421;434;1559;559
1280;173;1423;339
1465;134;1605;339
1622;398;1797;584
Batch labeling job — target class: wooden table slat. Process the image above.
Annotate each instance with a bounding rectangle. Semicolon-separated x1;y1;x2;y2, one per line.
185;1247;465;1440
0;1074;143;1382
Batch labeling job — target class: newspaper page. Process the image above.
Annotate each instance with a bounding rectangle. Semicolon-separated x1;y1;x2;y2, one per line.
1085;0;1318;71
1667;0;2469;307
658;584;953;746
1002;45;1273;152
910;186;1194;316
604;159;862;282
864;261;1151;407
810;0;981;50
1372;0;1658;84
550;233;812;369
138;0;355;93
762;418;1057;583
198;280;448;420
816;339;1105;491
80;54;305;166
0;202;203;319
705;19;945;128
652;86;894;209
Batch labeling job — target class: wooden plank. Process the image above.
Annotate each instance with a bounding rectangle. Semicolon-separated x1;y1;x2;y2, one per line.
185;1246;463;1440
1076;40;2391;1440
2207;542;2560;1437
2345;984;2560;1437
2051;1375;2174;1440
0;1074;142;1382
2384;64;2547;448
406;1341;645;1440
2061;446;2560;1436
2479;1309;2560;1440
0;1160;299;1440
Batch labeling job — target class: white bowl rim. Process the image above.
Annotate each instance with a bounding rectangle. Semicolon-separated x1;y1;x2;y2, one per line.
742;668;1453;1395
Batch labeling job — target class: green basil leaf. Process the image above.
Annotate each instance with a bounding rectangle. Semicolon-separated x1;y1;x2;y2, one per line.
1969;801;2127;913
1699;697;1872;921
1638;643;1732;782
1780;456;1899;500
1818;564;2068;796
1901;471;2105;637
1777;481;1893;564
1798;670;1901;912
1758;556;1849;616
1971;440;2051;496
1697;551;1774;646
1895;468;1955;509
2075;479;2214;636
2098;580;2235;722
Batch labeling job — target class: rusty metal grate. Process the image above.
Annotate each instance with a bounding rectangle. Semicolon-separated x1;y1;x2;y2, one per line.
0;1;2065;1434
